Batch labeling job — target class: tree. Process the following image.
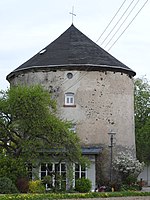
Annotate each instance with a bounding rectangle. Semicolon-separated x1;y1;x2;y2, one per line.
134;77;150;163
0;85;83;164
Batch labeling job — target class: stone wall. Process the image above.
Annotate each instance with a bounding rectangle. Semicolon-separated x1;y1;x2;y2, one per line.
10;68;136;183
10;69;135;149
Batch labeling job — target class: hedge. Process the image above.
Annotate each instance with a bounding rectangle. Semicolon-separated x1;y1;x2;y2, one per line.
0;191;150;200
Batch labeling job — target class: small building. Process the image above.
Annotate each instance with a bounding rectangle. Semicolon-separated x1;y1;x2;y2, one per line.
7;24;136;190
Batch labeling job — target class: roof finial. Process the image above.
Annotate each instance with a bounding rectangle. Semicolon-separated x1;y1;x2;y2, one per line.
69;6;76;24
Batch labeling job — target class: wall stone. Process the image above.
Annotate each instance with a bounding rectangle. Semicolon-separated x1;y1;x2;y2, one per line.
10;69;135;147
10;68;136;183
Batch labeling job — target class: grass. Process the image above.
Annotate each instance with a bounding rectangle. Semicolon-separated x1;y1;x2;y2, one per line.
0;191;150;200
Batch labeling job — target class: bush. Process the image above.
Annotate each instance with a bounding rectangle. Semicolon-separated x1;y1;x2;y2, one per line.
113;150;144;183
120;183;142;191
42;175;52;185
0;154;27;184
123;174;137;184
16;177;29;193
0;177;18;194
75;178;92;193
29;180;45;193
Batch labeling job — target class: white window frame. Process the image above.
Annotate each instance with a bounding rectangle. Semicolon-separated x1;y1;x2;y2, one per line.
69;124;76;133
39;163;66;190
65;93;74;106
73;163;87;187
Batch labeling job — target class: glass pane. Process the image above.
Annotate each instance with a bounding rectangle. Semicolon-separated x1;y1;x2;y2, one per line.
81;165;86;171
55;180;60;188
47;163;52;172
75;172;79;180
70;97;73;103
61;163;66;171
81;172;86;178
75;164;79;171
67;98;70;103
28;163;32;171
61;172;66;180
47;183;52;189
61;181;66;190
55;163;60;172
41;172;46;179
41;163;46;171
28;172;32;180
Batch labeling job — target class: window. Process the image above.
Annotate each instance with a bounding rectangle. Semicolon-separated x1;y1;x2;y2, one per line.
40;163;53;189
65;93;75;106
75;163;87;180
27;163;33;180
39;163;66;190
69;124;76;133
67;72;73;79
73;163;87;187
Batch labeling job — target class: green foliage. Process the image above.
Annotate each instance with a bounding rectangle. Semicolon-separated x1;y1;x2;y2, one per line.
0;177;18;194
29;180;45;193
1;191;150;200
124;174;137;185
134;77;150;163
120;184;142;191
0;85;84;164
0;154;27;184
42;175;52;185
75;178;92;193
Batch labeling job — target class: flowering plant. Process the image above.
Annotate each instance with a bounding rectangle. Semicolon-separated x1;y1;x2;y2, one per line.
113;150;144;181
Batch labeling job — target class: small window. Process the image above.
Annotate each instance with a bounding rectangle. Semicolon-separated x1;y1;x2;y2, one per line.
69;124;76;133
67;73;73;79
65;93;74;106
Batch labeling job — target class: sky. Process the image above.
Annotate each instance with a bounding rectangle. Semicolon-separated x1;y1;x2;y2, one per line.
0;0;150;90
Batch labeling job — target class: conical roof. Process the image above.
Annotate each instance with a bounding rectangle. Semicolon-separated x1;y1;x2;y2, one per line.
7;24;135;80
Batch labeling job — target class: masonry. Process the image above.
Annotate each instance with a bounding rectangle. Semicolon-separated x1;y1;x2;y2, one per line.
6;24;136;190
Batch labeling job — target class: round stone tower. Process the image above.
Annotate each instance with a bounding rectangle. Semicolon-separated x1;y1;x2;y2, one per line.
7;24;136;187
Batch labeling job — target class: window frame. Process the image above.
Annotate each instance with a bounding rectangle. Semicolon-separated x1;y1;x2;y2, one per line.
73;163;87;187
39;163;66;190
64;92;75;106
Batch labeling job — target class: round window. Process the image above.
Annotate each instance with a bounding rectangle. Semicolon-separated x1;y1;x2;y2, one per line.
67;73;73;79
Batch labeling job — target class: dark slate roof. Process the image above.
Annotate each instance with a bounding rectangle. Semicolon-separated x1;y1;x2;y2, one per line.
81;146;103;155
7;24;136;80
38;146;103;155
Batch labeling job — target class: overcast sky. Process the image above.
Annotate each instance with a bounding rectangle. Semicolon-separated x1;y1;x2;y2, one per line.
0;0;149;90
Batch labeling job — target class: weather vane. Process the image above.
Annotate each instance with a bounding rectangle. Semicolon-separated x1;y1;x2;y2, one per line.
69;6;76;24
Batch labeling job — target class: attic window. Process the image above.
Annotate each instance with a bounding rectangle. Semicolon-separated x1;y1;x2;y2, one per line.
64;92;76;107
39;49;46;54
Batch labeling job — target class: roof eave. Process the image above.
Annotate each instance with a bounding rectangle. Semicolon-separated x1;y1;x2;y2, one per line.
6;64;136;82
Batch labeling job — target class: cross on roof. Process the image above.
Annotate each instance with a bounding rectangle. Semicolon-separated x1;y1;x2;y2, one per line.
69;6;76;24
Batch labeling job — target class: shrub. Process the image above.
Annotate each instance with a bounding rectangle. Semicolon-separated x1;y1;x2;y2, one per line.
0;154;27;184
0;177;18;194
16;177;29;193
124;174;137;185
120;183;142;191
29;180;45;193
113;150;144;182
75;178;92;193
42;175;52;185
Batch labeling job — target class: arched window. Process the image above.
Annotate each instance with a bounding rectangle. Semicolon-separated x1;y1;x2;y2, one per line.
65;92;74;106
